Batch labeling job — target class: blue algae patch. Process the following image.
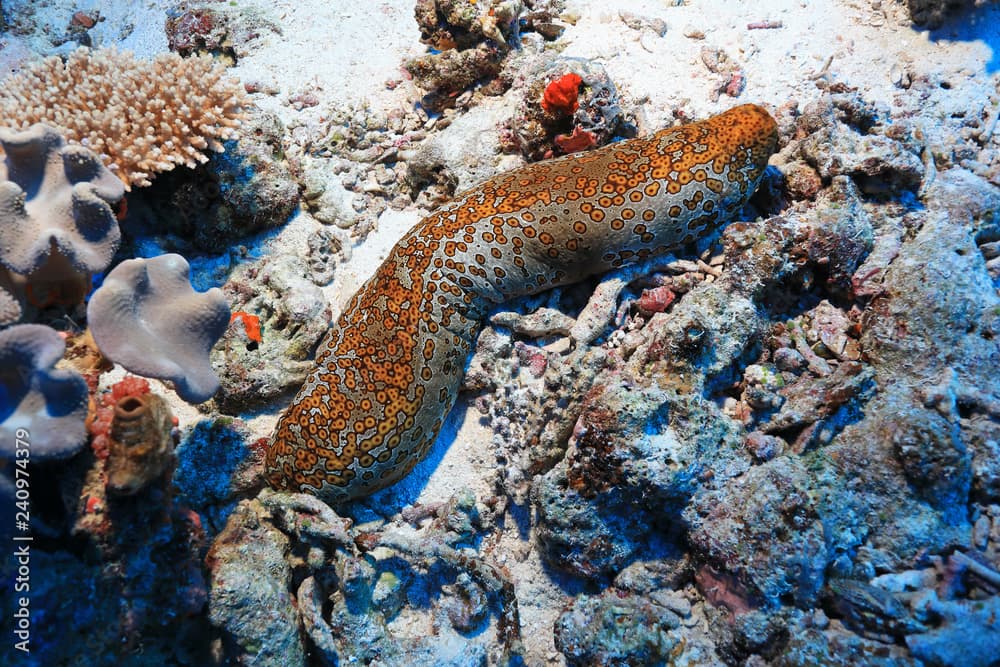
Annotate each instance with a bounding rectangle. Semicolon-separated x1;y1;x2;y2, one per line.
186;251;246;291
173;419;251;535
0;550;114;666
0;383;18;423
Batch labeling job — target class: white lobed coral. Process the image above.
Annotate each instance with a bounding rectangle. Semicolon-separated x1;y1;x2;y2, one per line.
0;124;125;277
0;324;89;460
0;47;247;189
0;269;22;326
88;254;231;404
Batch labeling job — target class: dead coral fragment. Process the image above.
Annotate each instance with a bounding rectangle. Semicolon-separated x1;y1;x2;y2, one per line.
824;578;926;641
105;392;177;496
0;47;247;189
165;8;229;57
0;124;124;276
905;0;979;28
404;43;504;111
414;0;522;51
213;252;330;412
556;588;696;665
406;0;523;110
0;324;89;460
88;254;231;404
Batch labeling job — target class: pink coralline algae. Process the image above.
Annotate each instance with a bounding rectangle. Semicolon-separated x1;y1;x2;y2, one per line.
87;375;151;460
553;126;597;153
637;285;677;314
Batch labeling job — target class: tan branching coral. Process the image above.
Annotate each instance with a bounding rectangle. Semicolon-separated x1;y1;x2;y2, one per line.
0;46;246;189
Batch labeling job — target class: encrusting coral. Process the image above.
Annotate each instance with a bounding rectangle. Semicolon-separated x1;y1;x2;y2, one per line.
87;254;231;404
0;324;89;460
0;46;246;189
0;124;125;305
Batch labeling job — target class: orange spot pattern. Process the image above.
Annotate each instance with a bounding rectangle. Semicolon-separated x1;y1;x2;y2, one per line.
266;104;779;504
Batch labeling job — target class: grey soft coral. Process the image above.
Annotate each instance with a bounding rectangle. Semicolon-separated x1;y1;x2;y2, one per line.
0;124;125;276
87;254;230;404
0;324;89;460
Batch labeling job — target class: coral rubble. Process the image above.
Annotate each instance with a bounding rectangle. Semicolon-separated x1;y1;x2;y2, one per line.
212;251;332;412
501;58;636;161
405;0;524;110
472;91;1000;663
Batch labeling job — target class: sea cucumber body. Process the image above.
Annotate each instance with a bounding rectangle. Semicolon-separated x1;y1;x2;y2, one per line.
266;104;779;504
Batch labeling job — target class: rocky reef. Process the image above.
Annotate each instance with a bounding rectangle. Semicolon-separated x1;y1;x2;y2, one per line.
2;1;1000;666
192;86;1000;665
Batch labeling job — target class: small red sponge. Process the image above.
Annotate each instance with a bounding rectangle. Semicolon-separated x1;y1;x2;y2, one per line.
542;72;583;115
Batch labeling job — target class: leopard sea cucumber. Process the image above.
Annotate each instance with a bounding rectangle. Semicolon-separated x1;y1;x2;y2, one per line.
266;104;779;504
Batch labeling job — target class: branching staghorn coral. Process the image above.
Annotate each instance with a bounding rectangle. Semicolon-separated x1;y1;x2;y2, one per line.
0;47;247;189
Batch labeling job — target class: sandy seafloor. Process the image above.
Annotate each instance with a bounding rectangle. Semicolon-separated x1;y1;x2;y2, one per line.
2;0;1000;665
